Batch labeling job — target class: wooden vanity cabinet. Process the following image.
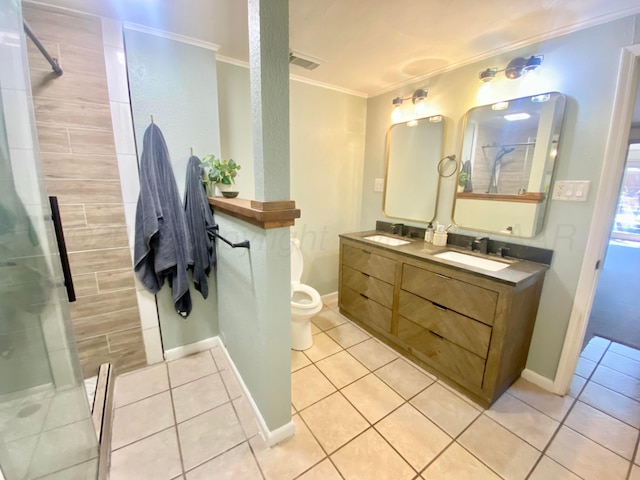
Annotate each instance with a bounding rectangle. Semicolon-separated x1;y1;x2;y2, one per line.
338;237;545;407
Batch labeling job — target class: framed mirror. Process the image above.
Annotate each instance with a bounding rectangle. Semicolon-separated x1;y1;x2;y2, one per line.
453;92;566;237
383;115;446;223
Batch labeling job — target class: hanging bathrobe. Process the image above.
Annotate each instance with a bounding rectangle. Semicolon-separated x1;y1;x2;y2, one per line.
134;123;193;317
184;155;216;299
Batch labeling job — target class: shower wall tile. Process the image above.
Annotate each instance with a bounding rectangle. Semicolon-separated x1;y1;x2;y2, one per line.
97;269;136;293
65;225;129;252
58;204;87;228
72;273;99;298
22;6;103;52
41;152;120;180
45;179;123;204
69;289;138;320
109;326;145;354
24;4;146;377
103;45;129;103
142;326;164;365
56;43;110;77
32;97;113;130
102;18;124;49
68;248;132;276
68;128;116;155
110;101;137;155
72;307;141;340
84;204;126;226
25;38;61;73
35;125;72;153
117;154;140;203
137;289;160;331
76;336;110;378
30;69;109;105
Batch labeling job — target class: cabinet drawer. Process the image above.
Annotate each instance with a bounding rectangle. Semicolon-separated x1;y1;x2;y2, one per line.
340;286;392;333
397;317;485;388
402;264;497;325
342;266;394;308
398;290;491;358
343;245;396;284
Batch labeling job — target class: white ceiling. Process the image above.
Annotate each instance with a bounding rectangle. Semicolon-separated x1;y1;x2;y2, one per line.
30;0;640;97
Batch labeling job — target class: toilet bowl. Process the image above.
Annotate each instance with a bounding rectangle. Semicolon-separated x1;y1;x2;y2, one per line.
290;238;322;350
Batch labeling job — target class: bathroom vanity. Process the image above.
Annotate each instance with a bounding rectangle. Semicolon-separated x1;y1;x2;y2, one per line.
338;231;549;407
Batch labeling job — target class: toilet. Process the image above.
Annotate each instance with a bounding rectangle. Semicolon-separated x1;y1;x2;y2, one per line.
290;238;322;350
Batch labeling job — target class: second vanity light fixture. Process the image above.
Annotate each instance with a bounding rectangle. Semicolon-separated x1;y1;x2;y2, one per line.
391;88;428;123
478;55;543;83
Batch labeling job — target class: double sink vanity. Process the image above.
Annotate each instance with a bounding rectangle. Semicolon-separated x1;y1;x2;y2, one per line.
338;227;552;407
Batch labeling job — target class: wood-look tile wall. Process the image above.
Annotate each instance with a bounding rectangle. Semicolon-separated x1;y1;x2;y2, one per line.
23;5;146;377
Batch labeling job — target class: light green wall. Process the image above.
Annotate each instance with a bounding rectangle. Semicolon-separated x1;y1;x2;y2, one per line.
214;214;291;429
290;81;367;294
361;16;638;380
217;62;368;294
124;28;220;349
214;0;291;431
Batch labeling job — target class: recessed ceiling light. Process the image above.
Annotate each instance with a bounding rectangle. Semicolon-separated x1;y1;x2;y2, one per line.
504;113;531;121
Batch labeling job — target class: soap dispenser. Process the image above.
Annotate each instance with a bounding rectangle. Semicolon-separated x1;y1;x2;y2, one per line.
424;222;434;243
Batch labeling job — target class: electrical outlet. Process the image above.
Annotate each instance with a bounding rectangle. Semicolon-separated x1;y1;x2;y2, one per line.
552;180;591;201
374;178;384;192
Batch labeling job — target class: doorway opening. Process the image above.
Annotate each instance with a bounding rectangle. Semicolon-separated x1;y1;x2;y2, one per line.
583;144;640;351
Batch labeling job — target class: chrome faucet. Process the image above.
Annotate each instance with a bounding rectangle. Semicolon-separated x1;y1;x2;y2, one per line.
390;223;404;235
472;236;489;254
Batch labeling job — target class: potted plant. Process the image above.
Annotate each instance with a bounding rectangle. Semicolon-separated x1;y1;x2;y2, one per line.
201;154;241;197
458;171;470;193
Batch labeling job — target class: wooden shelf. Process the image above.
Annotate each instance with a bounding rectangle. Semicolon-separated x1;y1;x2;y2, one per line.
208;196;301;229
456;192;545;204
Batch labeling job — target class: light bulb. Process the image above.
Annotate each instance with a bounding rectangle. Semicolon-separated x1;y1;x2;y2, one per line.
391;106;403;123
477;82;493;103
414;100;426;118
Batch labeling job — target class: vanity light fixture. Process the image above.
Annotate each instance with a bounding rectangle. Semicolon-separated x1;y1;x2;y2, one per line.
391;88;428;122
478;55;544;83
492;101;509;111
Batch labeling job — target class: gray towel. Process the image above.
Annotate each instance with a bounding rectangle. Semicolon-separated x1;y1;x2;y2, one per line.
184;155;216;299
134;123;193;317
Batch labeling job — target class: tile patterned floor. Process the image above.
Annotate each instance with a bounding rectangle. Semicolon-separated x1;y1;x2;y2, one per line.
109;298;640;479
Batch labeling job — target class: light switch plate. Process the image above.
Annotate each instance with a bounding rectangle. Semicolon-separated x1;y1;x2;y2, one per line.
374;178;384;192
552;180;591;201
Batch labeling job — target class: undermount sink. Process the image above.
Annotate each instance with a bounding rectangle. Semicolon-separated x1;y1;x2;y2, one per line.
364;235;410;247
434;251;510;272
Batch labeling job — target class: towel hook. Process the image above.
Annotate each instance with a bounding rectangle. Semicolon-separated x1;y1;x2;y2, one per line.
150;114;154;124
190;147;193;156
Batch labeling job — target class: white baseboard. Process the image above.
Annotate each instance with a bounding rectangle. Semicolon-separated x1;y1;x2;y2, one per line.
163;337;221;361
217;342;295;446
321;291;338;305
520;368;554;392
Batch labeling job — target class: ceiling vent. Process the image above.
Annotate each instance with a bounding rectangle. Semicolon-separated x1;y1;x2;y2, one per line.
289;51;322;71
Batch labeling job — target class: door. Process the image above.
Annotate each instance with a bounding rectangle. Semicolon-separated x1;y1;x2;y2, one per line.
0;1;99;478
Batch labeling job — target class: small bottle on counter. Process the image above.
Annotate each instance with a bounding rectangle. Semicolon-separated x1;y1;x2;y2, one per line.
433;224;448;246
424;222;434;243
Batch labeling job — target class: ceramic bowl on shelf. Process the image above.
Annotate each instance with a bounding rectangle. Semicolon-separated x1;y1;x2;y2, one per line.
222;191;239;198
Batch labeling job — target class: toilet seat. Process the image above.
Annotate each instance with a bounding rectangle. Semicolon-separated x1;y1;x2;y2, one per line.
291;282;322;310
290;238;322;351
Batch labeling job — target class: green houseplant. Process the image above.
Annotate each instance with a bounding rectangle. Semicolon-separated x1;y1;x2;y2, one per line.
201;154;241;197
458;171;470;192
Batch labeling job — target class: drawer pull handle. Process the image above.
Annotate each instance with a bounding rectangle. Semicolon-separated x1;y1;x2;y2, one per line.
361;272;370;277
361;250;371;255
432;302;448;311
359;293;369;300
429;330;444;340
435;273;450;280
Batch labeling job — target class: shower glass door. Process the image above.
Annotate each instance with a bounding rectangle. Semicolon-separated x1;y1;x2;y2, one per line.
0;1;99;478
